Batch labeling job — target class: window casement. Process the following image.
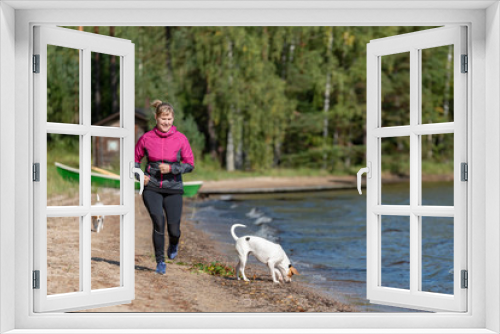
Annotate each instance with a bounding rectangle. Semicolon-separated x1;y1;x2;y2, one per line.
364;26;467;312
3;3;496;334
32;26;136;312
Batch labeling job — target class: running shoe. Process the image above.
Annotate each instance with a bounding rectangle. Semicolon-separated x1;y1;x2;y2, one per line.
155;261;166;275
167;244;179;260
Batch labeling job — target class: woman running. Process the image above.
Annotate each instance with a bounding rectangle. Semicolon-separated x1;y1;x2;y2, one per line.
134;100;194;275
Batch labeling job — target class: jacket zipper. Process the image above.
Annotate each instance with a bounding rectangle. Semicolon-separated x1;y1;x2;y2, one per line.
160;138;164;188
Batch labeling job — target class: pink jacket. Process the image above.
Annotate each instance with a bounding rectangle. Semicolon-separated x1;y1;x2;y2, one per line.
135;126;194;191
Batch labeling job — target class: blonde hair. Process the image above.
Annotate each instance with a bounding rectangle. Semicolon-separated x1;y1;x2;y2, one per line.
151;99;175;117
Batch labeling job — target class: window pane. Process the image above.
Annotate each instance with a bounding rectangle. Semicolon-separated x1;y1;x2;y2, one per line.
381;52;410;127
91;52;121;127
92;215;121;290
421;133;454;206
47;45;80;124
47;217;80;295
421;45;454;124
91;136;121;205
381;215;410;290
421;217;454;295
47;134;80;206
381;136;410;205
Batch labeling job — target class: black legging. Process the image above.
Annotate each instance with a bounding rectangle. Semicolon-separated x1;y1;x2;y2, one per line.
142;189;183;263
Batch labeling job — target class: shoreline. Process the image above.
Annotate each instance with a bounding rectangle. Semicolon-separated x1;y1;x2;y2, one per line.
197;174;453;196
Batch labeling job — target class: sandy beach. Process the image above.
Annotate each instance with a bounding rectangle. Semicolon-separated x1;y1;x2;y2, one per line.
44;176;360;313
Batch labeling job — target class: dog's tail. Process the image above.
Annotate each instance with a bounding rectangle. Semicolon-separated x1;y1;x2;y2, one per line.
231;224;246;241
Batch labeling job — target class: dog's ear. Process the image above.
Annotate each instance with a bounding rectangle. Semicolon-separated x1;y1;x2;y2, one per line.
290;266;300;276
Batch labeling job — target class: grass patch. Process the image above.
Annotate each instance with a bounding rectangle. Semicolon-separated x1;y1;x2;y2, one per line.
190;261;235;277
421;160;454;175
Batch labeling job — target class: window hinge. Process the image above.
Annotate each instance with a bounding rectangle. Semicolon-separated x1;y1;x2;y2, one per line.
461;54;468;73
33;270;40;289
461;162;468;181
33;163;40;182
33;54;40;73
461;270;468;289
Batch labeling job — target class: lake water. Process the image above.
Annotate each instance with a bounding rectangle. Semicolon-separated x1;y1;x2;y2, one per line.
187;182;454;312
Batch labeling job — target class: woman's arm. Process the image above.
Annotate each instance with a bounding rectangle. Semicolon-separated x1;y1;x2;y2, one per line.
170;136;194;175
134;135;146;180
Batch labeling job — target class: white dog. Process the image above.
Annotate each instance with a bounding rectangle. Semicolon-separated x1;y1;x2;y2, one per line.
231;224;299;284
91;194;104;233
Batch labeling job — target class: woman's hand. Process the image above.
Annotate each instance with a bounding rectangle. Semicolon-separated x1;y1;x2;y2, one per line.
159;163;171;174
144;175;150;186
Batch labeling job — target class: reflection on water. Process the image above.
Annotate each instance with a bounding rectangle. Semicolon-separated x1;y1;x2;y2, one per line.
189;182;454;312
381;215;410;290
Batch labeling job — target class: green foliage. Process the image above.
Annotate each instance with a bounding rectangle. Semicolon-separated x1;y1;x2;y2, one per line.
50;26;452;177
191;262;235;277
47;45;80;123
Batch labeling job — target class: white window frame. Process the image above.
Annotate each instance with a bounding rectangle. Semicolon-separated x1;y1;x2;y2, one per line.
1;1;499;333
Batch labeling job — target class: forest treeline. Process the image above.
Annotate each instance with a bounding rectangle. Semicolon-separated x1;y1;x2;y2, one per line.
50;26;454;174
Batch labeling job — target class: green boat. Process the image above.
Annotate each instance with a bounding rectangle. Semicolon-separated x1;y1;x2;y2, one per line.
55;162;203;197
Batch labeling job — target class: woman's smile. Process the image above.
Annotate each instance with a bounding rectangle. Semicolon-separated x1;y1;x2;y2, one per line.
156;114;174;133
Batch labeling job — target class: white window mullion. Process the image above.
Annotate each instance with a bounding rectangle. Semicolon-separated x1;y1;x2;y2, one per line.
90;205;129;216
46;123;130;138
90;126;129;138
82;214;91;294
46;123;87;135
79;49;83;126
373;205;455;217
453;26;468;308
409;47;420;295
372;126;412;138
413;123;454;135
372;205;411;215
120;216;125;287
46;206;129;217
377;215;382;287
366;43;379;301
373;123;455;138
417;214;423;292
79;216;84;292
81;48;89;295
82;47;91;208
122;51;136;293
81;47;92;296
413;206;455;217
